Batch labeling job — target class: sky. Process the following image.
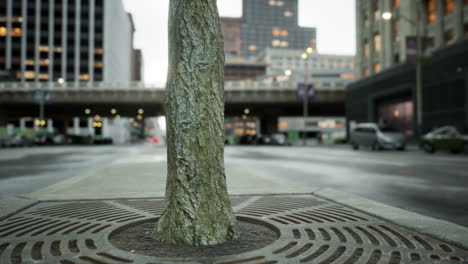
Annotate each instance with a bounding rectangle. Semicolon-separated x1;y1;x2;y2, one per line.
122;0;356;84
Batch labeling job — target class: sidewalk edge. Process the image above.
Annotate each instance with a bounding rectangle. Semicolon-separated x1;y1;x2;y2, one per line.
314;188;468;249
0;197;39;221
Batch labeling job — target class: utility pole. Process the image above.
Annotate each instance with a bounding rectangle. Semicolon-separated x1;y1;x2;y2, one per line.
415;0;424;136
303;86;308;146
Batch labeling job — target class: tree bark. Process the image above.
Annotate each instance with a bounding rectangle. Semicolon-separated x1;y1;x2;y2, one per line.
152;0;239;246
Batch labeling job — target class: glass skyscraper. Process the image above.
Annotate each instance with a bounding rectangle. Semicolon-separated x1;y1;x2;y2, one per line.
241;0;317;57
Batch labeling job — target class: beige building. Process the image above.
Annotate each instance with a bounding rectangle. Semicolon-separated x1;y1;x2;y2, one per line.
355;0;468;78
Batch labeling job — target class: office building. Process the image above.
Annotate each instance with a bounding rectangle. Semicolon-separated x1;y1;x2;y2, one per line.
224;56;266;81
355;0;468;78
259;48;355;91
131;48;143;81
0;0;134;83
349;0;468;137
221;17;242;57
241;0;316;57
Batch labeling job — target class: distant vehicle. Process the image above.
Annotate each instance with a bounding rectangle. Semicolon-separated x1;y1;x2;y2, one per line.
350;123;406;150
420;126;468;154
2;135;32;148
258;133;290;146
149;137;161;143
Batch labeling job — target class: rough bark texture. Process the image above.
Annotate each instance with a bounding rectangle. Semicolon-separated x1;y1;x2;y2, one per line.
152;0;239;246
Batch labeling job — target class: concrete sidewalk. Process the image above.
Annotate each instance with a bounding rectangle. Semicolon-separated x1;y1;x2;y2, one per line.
1;144;468;263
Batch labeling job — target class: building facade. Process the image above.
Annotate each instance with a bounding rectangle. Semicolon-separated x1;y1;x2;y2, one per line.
241;0;316;57
221;17;242;58
259;48;355;92
224;56;266;81
349;0;468;138
131;48;143;81
355;0;468;78
0;0;134;83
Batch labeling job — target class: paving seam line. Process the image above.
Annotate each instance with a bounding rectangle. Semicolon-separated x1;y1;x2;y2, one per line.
0;197;39;221
313;188;468;250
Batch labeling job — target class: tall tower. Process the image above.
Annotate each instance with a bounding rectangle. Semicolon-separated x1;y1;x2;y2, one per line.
0;0;134;83
241;0;316;57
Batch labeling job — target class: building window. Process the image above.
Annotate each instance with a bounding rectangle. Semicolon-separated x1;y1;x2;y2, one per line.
364;67;370;77
465;23;468;37
95;48;104;55
80;74;89;81
374;63;382;73
373;33;382;52
11;28;21;37
268;0;284;7
374;7;381;21
272;28;288;37
427;0;436;24
94;61;104;68
393;20;400;42
0;27;6;37
394;0;400;7
445;29;454;45
465;0;468;5
364;40;370;57
248;45;257;51
363;9;369;27
444;0;454;14
284;11;294;17
39;74;49;80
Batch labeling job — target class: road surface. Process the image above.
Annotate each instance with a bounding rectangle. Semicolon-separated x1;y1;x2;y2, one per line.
0;144;467;227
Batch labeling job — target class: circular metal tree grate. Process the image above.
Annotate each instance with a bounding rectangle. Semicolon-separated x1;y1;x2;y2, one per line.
0;195;467;264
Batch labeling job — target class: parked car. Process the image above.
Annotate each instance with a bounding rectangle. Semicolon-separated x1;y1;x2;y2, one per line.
350;123;406;150
1;135;33;148
420;126;468;153
258;133;290;146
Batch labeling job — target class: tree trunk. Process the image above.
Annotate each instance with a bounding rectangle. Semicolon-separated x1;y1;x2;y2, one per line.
152;0;239;246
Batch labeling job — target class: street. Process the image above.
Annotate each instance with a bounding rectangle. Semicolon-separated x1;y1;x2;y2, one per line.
1;144;467;227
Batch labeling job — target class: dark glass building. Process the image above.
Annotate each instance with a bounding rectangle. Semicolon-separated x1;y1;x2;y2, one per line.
241;0;316;57
0;0;134;83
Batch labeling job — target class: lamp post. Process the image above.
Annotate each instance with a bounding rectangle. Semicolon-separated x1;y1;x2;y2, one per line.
382;0;424;136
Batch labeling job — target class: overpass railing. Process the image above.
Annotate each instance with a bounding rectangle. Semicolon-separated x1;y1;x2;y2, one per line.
0;80;346;92
0;81;165;91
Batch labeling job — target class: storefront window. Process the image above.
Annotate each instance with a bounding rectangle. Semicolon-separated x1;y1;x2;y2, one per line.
445;29;454;45
394;0;400;7
374;63;381;73
378;101;414;138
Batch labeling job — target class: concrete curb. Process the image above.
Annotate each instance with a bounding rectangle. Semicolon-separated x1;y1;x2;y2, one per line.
314;188;468;250
0;197;38;221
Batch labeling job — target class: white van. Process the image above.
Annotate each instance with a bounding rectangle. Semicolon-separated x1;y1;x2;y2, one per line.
350;123;406;150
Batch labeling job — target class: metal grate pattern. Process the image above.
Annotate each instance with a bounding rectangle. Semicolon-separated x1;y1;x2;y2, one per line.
0;195;467;264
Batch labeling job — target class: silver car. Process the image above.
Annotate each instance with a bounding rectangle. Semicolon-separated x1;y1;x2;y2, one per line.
350;123;406;150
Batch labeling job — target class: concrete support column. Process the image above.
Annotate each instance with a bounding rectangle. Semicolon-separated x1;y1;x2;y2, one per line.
34;0;41;82
434;0;445;48
102;118;109;138
61;0;68;81
261;113;279;135
48;0;55;81
47;119;53;133
465;69;468;130
73;117;80;135
0;110;8;127
454;0;464;41
20;0;27;81
20;118;26;130
88;118;94;136
6;0;12;70
382;0;393;68
34;118;39;132
355;0;364;78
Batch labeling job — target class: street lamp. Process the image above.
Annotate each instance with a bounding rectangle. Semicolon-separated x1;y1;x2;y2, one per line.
57;78;65;84
382;2;424;136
